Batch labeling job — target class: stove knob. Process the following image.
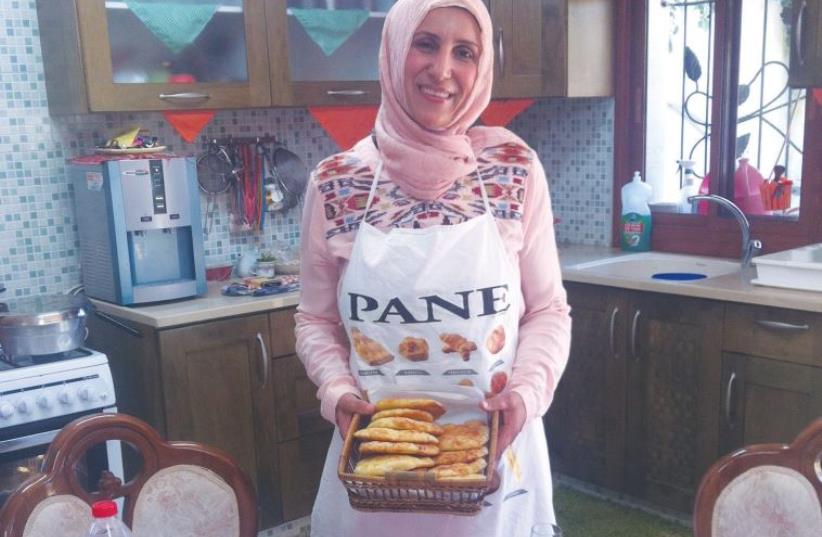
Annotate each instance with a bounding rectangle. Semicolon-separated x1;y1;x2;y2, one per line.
58;391;73;405
99;391;110;402
78;386;95;402
16;399;32;414
37;395;52;409
0;401;14;418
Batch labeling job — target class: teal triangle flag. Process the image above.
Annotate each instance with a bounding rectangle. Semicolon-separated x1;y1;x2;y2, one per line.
290;9;370;57
125;0;220;54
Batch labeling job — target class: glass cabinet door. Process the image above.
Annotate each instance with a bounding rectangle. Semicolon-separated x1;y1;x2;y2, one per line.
77;0;271;111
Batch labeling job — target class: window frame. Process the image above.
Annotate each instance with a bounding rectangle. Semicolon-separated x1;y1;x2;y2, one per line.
613;0;822;257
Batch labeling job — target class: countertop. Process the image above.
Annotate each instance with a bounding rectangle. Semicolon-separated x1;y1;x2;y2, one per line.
90;245;822;329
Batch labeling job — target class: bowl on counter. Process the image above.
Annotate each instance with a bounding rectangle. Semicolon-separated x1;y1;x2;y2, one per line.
274;260;300;275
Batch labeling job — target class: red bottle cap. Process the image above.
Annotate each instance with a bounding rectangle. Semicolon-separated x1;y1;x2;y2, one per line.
91;500;118;518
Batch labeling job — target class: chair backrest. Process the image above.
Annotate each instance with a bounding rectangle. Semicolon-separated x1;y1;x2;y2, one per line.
0;413;257;537
693;418;822;537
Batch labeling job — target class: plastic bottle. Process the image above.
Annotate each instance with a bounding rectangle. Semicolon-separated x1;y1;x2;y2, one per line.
620;171;652;252
677;160;700;213
87;500;132;537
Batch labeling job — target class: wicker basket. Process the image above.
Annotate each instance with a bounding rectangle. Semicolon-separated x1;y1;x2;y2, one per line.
337;411;500;515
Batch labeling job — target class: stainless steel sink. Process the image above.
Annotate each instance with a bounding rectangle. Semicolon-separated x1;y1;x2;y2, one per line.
568;252;740;281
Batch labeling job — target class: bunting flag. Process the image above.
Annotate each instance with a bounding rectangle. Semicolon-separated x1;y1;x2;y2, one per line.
309;105;379;150
290;9;370;56
480;99;535;127
163;110;216;144
125;1;219;54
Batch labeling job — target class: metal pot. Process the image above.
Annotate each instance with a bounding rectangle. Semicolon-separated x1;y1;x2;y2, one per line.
0;294;88;359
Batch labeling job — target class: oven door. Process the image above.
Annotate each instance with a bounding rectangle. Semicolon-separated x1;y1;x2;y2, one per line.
0;407;123;509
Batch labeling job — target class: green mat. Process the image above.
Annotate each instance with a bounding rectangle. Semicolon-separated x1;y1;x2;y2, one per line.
554;486;691;537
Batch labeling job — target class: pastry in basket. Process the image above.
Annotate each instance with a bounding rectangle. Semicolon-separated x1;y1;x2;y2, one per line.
398;336;429;361
433;446;488;466
438;474;487;481
353;455;435;477
359;441;440;456
371;408;434;422
354;427;439;444
432;457;488;479
351;328;394;366
374;398;447;418
485;325;506;354
440;333;477;360
367;417;444;436
439;421;490;451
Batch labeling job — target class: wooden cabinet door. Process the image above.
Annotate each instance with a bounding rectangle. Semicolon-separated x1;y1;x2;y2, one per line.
720;353;822;454
72;0;272;111
545;283;628;490
278;429;334;522
789;0;822;87
158;313;282;526
626;293;723;513
272;354;334;442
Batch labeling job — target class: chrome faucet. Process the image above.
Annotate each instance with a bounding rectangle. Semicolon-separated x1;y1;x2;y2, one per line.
688;194;762;269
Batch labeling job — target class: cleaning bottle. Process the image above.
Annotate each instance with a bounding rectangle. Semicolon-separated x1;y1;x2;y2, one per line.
620;171;652;252
677;160;700;213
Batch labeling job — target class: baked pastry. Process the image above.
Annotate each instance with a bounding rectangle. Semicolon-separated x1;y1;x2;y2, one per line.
368;417;444;436
354;427;439;444
439;421;490;451
457;379;475;387
433;446;488;466
440;333;477;361
359;441;440;457
351;328;394;366
353;455;435;477
398;336;429;361
438;474;487;481
485;325;506;354
374;398;447;419
432;458;487;478
371;408;434;423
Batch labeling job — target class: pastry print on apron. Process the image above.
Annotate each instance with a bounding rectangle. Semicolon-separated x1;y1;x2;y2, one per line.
310;161;557;537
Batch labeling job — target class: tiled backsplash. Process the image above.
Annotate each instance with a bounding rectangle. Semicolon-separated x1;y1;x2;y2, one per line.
0;1;613;298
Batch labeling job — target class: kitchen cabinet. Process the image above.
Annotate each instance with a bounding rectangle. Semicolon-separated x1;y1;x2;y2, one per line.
87;306;327;530
488;0;613;98
547;283;723;513
789;0;822;87
719;304;822;453
36;0;274;114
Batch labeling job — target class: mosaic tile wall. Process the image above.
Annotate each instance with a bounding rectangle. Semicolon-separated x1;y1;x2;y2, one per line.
0;0;613;298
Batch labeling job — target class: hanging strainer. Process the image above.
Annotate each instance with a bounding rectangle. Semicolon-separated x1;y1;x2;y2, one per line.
268;145;308;213
196;140;238;235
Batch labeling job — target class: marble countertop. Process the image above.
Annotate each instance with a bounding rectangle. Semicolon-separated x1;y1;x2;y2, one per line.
90;244;822;329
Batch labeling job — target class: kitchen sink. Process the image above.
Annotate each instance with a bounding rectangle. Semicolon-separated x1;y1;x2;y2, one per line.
568;252;740;281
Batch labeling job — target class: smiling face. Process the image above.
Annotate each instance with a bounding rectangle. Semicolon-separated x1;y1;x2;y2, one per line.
403;7;482;131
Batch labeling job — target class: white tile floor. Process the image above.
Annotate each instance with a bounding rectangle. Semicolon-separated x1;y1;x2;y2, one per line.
258;516;311;537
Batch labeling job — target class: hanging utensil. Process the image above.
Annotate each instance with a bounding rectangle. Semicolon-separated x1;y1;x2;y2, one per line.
266;143;308;213
196;140;239;235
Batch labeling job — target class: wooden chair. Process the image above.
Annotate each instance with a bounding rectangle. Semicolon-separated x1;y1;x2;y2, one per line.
693;418;822;537
0;413;257;537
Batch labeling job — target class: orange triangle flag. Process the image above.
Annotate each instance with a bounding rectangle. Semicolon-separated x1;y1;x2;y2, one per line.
309;105;379;150
163;110;216;144
480;99;535;127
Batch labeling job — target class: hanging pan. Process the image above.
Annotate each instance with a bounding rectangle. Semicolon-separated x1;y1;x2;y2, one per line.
265;144;308;213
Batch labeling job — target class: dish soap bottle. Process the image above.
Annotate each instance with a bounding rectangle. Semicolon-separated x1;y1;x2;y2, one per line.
620;171;652;252
678;160;700;213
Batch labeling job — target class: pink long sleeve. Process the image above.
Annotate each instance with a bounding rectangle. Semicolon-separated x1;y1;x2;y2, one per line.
507;155;572;422
294;183;362;424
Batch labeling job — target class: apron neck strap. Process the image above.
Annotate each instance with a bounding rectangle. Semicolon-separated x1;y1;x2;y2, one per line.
361;161;492;222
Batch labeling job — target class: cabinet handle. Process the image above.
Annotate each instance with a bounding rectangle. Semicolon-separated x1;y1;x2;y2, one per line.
630;310;641;362
326;90;367;96
158;92;211;103
795;1;807;67
754;319;810;333
609;306;619;358
725;371;737;426
497;27;505;76
256;332;270;387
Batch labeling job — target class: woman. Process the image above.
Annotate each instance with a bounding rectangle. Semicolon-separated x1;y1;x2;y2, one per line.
295;0;571;534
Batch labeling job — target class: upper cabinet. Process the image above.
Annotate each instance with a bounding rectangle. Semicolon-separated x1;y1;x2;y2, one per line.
489;0;613;98
37;0;273;113
789;0;822;87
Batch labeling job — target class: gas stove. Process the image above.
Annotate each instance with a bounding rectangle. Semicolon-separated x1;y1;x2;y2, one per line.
0;347;115;428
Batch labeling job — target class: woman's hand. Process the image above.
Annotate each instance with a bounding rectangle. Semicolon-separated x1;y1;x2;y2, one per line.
335;393;376;439
480;391;526;462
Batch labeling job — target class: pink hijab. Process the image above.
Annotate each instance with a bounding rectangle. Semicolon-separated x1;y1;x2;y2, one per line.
374;0;495;201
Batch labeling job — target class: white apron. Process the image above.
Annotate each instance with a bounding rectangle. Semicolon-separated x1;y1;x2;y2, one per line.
310;163;556;537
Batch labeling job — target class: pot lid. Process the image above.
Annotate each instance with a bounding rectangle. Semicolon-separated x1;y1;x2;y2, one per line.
0;294;88;327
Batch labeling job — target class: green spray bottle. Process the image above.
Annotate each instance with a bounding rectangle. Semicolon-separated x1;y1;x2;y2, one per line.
620;171;652;251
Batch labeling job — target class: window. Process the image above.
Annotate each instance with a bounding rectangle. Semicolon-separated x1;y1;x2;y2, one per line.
615;0;822;257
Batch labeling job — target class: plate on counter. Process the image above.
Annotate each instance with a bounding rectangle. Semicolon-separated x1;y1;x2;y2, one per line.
94;146;167;155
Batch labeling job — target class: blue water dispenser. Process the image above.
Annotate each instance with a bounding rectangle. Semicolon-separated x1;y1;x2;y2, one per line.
71;157;207;305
